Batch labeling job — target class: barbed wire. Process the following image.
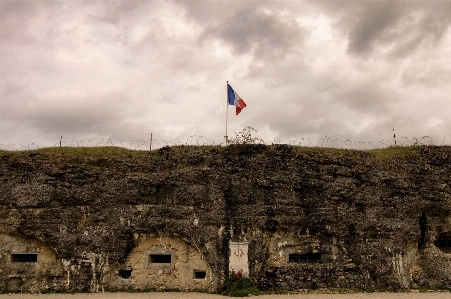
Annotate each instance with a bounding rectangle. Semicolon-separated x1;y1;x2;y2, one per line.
1;135;450;151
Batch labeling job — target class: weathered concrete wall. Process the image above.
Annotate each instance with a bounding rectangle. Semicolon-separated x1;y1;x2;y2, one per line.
1;145;451;293
101;236;211;291
0;234;64;292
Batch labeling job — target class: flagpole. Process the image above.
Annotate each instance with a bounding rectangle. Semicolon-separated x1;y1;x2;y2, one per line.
225;81;229;145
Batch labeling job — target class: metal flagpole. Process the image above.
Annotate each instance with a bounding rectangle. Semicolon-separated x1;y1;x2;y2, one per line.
225;81;229;145
393;129;396;146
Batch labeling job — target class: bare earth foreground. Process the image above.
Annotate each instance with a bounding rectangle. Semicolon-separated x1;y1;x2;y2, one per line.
1;293;451;299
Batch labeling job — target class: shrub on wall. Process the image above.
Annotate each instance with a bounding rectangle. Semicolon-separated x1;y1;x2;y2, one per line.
221;270;261;297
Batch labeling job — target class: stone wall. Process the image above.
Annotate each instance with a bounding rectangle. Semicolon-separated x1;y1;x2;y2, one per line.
101;236;211;291
0;234;64;292
1;145;451;293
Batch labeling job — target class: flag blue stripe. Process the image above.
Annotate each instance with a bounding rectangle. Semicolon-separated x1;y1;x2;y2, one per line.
227;84;236;105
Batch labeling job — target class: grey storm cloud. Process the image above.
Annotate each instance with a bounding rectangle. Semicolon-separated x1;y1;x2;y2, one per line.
313;0;451;57
0;0;450;149
88;1;147;25
347;1;402;55
200;6;303;59
332;77;397;116
4;91;133;140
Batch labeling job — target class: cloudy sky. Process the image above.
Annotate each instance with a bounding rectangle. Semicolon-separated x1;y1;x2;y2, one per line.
1;0;450;149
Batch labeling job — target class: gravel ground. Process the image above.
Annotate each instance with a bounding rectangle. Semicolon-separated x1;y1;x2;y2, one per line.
0;292;450;299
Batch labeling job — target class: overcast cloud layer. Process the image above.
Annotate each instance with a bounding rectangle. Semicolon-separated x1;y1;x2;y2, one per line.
1;0;450;149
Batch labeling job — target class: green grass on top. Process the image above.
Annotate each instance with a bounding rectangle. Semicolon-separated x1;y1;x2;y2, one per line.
0;144;428;161
0;145;226;159
0;146;145;158
364;146;418;159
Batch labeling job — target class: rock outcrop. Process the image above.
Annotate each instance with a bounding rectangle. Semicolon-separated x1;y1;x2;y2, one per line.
1;145;451;293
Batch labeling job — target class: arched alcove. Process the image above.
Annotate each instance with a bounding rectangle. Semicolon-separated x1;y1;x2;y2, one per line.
105;236;211;291
0;234;64;292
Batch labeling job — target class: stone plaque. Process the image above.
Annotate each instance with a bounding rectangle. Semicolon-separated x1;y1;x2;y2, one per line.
229;241;249;276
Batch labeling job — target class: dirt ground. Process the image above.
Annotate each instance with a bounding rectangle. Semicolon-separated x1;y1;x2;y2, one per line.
1;292;451;299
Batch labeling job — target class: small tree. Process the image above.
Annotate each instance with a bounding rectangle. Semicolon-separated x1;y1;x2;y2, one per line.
226;126;264;145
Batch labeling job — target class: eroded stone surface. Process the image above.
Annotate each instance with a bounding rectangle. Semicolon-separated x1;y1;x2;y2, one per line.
1;145;451;292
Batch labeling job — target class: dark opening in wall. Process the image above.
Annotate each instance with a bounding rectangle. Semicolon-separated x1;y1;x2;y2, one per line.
435;231;451;253
118;269;132;278
289;253;321;263
418;211;427;250
194;270;206;279
149;254;171;263
11;253;38;262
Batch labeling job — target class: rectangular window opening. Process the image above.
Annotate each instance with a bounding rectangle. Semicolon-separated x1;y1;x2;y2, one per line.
194;270;206;279
289;253;321;263
118;269;132;278
149;254;171;263
12;253;38;262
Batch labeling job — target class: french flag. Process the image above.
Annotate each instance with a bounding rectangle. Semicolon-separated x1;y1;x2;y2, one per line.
227;84;247;115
